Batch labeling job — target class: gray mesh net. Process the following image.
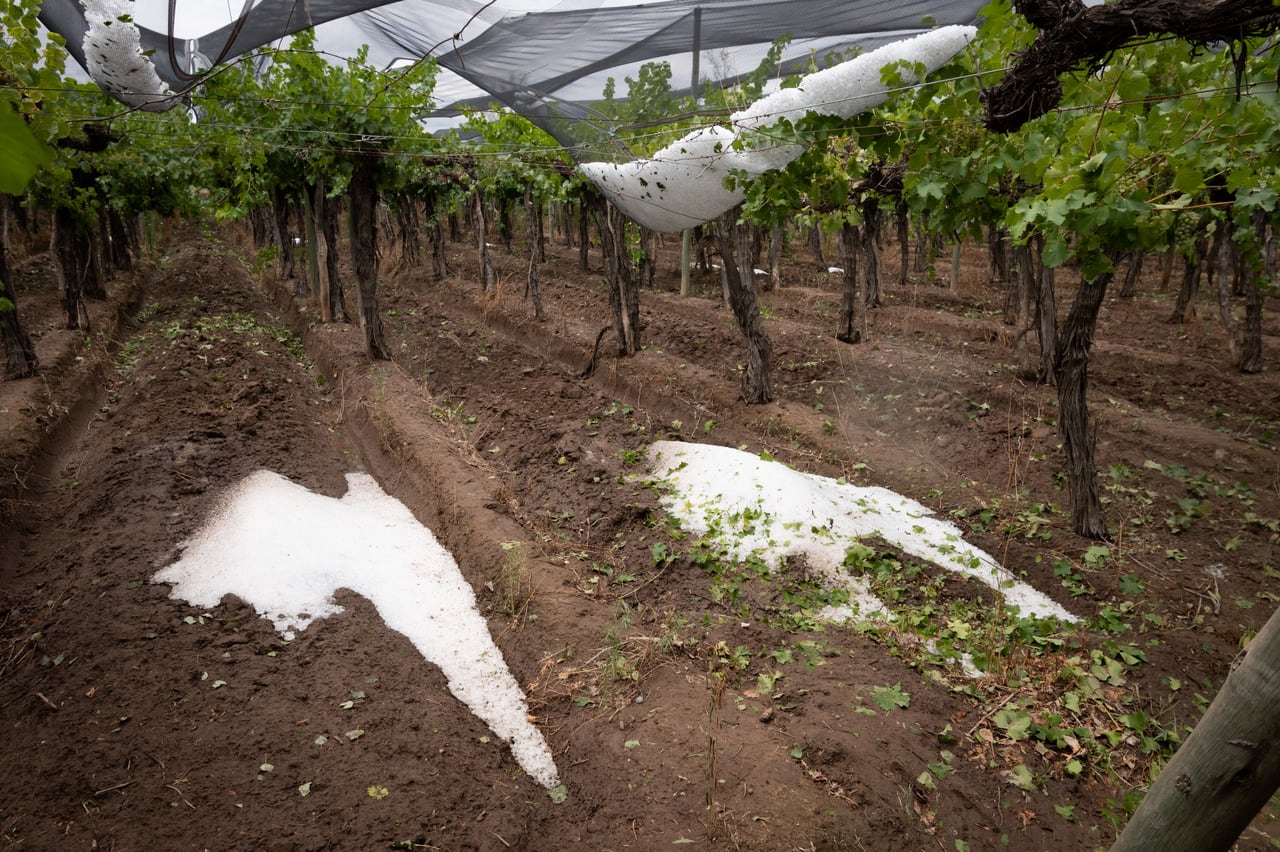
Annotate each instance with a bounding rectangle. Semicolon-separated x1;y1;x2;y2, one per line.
41;0;985;155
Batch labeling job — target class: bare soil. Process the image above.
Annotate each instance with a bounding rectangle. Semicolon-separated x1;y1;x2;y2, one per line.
2;220;1279;851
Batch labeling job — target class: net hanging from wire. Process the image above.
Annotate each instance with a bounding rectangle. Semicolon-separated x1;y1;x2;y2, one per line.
38;0;983;229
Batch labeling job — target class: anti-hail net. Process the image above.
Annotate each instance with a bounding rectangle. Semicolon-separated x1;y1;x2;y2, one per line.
41;0;985;156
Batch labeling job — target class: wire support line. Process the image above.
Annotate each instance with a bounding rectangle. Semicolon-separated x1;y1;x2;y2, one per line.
24;75;1280;157
30;57;1280;140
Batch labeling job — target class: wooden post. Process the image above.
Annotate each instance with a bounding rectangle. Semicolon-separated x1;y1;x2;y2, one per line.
1112;604;1280;852
680;229;691;297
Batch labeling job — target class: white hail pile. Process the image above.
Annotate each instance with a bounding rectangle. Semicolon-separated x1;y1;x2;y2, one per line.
154;470;560;789
81;0;178;112
647;441;1078;625
579;25;976;232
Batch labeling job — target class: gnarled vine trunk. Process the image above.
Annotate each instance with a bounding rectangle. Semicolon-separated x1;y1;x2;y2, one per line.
1054;267;1114;539
1169;236;1209;323
472;190;497;295
424;193;449;281
348;155;389;360
269;187;296;282
989;224;1009;283
808;223;826;271
768;223;782;290
317;182;349;324
895;199;910;287
718;208;773;404
637;227;657;290
52;207;90;330
523;183;544;321
836;221;864;344
578;201;591;272
1;242;38;379
1036;252;1058;384
1009;241;1037;359
861;200;881;308
595;198;640;356
395;200;421;272
1117;250;1143;298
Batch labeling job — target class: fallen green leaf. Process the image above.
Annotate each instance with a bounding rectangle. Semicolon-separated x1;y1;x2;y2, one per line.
1004;764;1036;792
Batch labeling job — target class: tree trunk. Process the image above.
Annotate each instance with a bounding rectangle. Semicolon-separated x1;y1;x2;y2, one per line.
808;223;826;271
560;203;574;249
1118;250;1143;298
680;229;692;297
861;201;881;308
308;182;330;322
106;208;132;271
913;219;929;274
1169;236;1208;323
1009;242;1037;366
1234;211;1265;374
348;155;390;360
498;196;513;252
536;198;546;263
523;183;545;321
301;183;323;309
1215;221;1243;369
249;207;270;251
836;220;864;344
85;207;108;299
1111;603;1280;852
1159;246;1176;291
695;224;710;274
896;199;910;287
1205;225;1225;292
52;207;90;331
1054;268;1113;539
596;198;640;356
578;201;591;272
1238;273;1263;374
638;226;657;290
473;190;497;295
95;203;112;276
318;183;349;324
988;223;1010;283
768;223;782;290
396;199;421;271
718;208;773;404
1;242;39;379
425;194;448;281
270;187;296;281
1036;251;1058;384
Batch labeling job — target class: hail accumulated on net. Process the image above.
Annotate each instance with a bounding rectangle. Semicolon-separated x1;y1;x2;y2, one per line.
154;469;561;789
579;25;976;232
646;440;1078;625
81;0;179;112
